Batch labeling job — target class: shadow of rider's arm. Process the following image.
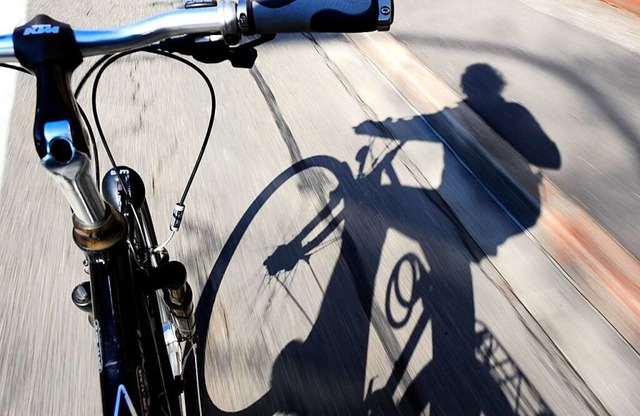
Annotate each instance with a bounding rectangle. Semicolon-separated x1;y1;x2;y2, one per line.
264;186;345;275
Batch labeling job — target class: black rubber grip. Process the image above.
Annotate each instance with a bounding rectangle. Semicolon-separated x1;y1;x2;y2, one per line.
249;0;384;33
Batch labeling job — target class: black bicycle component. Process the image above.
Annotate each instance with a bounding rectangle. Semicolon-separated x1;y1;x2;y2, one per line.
0;63;30;74
102;166;146;211
157;33;275;68
13;16;88;159
12;15;82;71
88;244;181;415
78;177;182;414
165;282;196;340
71;281;92;313
137;260;197;340
143;261;188;291
15;37;87;162
91;48;216;212
88;245;147;415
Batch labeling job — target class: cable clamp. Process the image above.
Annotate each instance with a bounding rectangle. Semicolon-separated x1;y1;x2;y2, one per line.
170;203;185;232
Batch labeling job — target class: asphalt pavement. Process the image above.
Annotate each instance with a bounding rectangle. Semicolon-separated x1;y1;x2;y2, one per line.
394;0;640;259
0;1;638;415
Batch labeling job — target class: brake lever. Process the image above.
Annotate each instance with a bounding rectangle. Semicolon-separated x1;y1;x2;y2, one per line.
227;34;276;68
156;34;276;69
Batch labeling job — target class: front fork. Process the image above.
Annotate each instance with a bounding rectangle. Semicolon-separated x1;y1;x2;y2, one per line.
101;166;196;342
71;168;192;415
80;223;152;415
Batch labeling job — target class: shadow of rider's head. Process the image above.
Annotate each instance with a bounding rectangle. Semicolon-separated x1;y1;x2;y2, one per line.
461;63;506;99
461;63;561;170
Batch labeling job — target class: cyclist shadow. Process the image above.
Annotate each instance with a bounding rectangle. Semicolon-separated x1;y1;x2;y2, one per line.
460;63;561;171
193;63;560;415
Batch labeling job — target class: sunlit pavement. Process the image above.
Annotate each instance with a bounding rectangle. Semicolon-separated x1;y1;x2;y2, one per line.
0;0;638;414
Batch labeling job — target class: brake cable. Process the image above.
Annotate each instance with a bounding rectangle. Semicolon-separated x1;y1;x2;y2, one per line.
0;63;29;74
76;47;216;252
77;50;212;414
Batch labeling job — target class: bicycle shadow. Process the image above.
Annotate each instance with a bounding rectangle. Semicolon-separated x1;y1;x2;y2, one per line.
191;63;560;415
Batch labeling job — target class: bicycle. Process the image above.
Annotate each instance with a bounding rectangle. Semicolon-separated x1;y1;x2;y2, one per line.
0;0;393;414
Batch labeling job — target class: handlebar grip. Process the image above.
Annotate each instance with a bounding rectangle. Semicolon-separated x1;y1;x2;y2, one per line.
241;0;394;34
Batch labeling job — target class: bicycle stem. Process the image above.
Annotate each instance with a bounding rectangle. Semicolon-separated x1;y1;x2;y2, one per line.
41;119;106;225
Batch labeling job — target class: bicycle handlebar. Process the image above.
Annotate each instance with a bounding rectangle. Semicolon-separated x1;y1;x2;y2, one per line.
0;0;393;63
0;0;393;228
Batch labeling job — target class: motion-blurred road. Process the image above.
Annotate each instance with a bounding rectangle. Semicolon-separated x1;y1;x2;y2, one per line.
0;0;639;415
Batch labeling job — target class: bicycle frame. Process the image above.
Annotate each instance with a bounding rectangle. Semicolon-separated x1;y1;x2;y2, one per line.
88;234;154;415
13;16;179;415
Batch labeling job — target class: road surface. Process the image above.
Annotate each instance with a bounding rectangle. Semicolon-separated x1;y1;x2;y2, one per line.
0;0;638;415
